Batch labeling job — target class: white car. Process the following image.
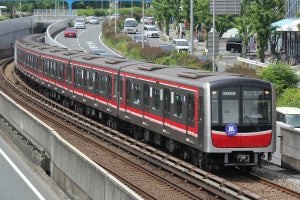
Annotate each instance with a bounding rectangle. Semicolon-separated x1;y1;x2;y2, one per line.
172;39;191;52
74;18;86;29
276;107;300;131
90;17;99;24
144;25;161;38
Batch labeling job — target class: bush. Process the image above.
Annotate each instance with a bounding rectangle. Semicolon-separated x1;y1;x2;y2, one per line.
277;88;300;107
258;63;300;95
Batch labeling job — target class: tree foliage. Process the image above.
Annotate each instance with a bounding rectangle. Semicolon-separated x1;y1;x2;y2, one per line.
258;63;300;95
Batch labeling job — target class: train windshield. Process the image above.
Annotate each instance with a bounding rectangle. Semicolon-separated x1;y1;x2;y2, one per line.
211;86;272;129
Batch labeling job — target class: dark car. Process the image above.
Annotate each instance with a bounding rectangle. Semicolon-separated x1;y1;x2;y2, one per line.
64;27;77;38
226;37;242;53
133;34;149;46
159;44;175;53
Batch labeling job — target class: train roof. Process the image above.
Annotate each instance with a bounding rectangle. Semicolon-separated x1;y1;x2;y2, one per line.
16;34;271;88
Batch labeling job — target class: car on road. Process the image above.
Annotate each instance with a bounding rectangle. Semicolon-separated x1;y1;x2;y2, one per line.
172;39;191;53
89;48;115;57
64;27;77;38
123;18;138;34
276;107;300;131
74;18;86;29
226;37;242;53
90;16;100;24
133;34;149;46
140;16;155;25
144;25;161;38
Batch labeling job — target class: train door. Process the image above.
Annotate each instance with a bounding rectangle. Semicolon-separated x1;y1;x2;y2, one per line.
125;78;132;116
186;94;196;143
65;63;72;96
142;83;150;125
162;88;171;133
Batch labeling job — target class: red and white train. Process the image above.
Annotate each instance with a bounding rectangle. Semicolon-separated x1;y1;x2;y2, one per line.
14;34;276;169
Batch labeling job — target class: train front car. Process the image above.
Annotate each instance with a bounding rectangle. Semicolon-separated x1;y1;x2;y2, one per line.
202;77;276;169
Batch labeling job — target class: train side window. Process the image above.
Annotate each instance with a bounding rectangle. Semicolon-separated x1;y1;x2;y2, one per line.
126;79;131;104
44;60;49;75
152;87;160;111
107;75;112;99
83;70;87;87
133;83;141;105
75;67;83;86
100;75;106;94
95;72;99;94
58;62;64;81
88;71;94;90
164;89;171;115
143;84;150;108
174;93;182;118
66;64;72;82
187;94;195;126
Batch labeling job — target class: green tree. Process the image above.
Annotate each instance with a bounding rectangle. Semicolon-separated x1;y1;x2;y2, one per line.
153;0;181;36
241;0;285;62
258;63;300;95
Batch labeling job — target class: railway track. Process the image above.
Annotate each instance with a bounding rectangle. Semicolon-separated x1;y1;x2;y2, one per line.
1;57;300;199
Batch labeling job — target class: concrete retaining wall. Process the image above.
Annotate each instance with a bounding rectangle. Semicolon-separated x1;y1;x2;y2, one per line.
280;126;300;172
45;19;71;48
0;17;36;58
0;92;142;200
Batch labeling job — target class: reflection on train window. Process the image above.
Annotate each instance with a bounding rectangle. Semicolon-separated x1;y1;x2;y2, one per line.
87;71;94;90
100;75;106;94
107;75;112;99
211;99;218;123
133;83;141;105
152;88;160;111
222;100;239;123
143;84;150;108
164;89;171;115
126;79;131;104
58;62;64;81
174;93;182;118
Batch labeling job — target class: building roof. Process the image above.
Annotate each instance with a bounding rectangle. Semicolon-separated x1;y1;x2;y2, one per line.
272;18;300;31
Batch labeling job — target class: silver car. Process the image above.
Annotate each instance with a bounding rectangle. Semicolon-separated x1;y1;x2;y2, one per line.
74;18;86;29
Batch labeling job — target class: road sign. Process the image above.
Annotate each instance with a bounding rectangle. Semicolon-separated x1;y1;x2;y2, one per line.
210;0;241;15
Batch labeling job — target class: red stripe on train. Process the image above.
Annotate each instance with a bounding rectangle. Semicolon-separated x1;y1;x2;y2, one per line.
212;131;272;148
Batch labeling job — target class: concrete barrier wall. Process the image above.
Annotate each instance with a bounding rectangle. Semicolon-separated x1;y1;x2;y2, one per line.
45;19;72;48
280;126;300;172
0;17;37;58
0;92;142;200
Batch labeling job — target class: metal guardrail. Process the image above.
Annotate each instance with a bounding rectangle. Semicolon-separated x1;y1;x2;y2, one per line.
237;56;268;67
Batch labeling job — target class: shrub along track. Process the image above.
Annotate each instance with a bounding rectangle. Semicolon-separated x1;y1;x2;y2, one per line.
1;57;300;199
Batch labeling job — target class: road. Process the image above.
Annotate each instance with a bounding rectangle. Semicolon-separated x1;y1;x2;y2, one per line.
55;22;240;72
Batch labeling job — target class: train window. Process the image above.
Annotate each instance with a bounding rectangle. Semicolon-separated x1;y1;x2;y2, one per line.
88;71;94;90
174;93;183;118
211;99;219;123
187;94;195;126
100;75;106;94
83;70;87;87
126;79;131;104
75;68;83;86
95;72;99;93
133;83;141;105
164;89;171;115
242;87;271;124
66;64;72;82
221;87;240;124
44;60;50;75
152;87;160;111
107;75;112;99
57;63;64;81
143;84;150;108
